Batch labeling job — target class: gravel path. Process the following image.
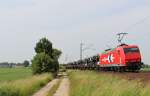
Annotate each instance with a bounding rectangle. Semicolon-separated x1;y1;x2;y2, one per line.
33;79;59;96
53;74;70;96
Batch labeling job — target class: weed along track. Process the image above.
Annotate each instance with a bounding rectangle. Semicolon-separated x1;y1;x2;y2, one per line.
97;71;150;84
108;71;150;85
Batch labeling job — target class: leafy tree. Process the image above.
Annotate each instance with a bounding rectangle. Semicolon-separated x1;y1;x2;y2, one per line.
23;60;30;67
32;37;62;75
34;38;52;57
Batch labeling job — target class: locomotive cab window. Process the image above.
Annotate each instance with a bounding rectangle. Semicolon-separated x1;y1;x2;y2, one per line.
123;47;139;53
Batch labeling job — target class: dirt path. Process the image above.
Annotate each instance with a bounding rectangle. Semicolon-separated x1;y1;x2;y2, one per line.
53;73;70;96
33;79;59;96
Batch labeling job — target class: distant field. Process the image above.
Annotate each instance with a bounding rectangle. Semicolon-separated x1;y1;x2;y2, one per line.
0;68;32;81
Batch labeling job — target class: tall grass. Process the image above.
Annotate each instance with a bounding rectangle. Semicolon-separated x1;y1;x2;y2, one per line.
0;73;52;96
68;70;150;96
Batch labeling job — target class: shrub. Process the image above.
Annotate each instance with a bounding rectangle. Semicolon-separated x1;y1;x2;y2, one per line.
32;53;56;74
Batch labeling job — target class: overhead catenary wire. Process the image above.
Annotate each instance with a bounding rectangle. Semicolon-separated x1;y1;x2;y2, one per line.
123;15;150;33
106;15;150;48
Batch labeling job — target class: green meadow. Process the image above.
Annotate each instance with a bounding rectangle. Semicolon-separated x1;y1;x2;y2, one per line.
0;68;32;81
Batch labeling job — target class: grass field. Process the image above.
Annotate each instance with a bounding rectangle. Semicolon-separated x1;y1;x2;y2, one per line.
68;70;150;96
0;68;32;81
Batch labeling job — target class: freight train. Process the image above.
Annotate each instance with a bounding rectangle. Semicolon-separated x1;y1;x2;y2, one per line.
66;33;143;72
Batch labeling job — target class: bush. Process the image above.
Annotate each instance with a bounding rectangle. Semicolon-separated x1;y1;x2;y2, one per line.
59;65;66;72
32;53;55;74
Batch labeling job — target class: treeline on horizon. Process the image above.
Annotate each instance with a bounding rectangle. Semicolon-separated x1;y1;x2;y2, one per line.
0;60;30;68
142;64;150;68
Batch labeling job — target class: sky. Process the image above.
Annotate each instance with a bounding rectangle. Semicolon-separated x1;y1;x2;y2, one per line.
0;0;150;64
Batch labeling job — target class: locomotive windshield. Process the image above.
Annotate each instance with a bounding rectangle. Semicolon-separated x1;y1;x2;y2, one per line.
123;47;139;53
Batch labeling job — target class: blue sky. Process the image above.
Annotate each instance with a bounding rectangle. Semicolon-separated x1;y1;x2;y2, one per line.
0;0;150;64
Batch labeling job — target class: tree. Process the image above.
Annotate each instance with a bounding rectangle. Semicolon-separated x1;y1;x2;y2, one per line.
52;48;62;59
52;49;62;72
35;38;53;57
23;60;30;67
32;37;62;74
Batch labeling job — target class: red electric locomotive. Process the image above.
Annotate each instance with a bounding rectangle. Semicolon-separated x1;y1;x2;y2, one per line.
66;33;143;72
99;33;143;71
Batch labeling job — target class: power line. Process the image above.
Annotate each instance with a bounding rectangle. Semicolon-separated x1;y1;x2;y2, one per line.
123;15;150;32
80;42;95;61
